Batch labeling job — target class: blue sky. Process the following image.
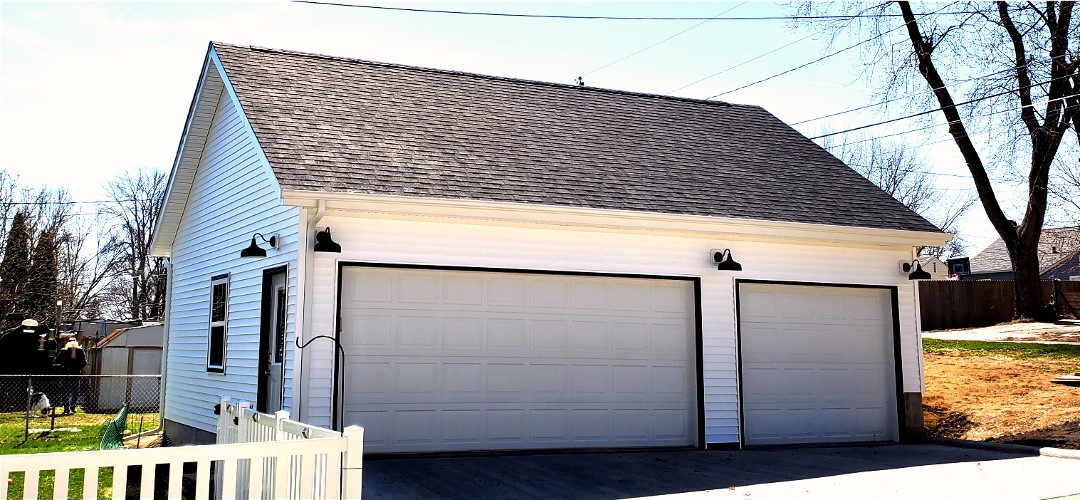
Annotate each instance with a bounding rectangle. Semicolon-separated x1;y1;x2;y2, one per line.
1;1;1027;253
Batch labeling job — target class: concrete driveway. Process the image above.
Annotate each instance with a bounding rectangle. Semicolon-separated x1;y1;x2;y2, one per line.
362;443;1080;499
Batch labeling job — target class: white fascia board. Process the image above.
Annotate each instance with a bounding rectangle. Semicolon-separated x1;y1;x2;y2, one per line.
151;44;283;258
150;46;217;258
281;191;952;249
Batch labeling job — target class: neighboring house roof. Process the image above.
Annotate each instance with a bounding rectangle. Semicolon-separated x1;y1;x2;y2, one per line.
1043;250;1080;280
95;328;128;348
95;323;163;348
197;42;938;234
968;226;1080;275
917;256;950;278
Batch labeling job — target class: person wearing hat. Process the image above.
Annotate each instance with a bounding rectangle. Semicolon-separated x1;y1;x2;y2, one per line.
54;335;86;415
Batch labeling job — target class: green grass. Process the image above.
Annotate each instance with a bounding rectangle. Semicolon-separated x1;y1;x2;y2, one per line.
923;338;1080;363
0;411;160;500
924;336;1080;360
6;468;113;500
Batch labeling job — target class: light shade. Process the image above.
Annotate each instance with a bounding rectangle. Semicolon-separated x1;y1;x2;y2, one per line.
713;249;743;272
314;227;341;253
240;237;267;258
240;233;277;258
907;261;931;280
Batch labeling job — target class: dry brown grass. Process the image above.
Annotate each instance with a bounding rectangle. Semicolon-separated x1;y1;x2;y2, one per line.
923;352;1080;448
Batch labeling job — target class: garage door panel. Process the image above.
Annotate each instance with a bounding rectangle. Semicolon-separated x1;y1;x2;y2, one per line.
740;283;897;446
341;267;697;453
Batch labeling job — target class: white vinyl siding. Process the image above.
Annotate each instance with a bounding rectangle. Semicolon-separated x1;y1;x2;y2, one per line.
302;214;921;445
163;64;300;436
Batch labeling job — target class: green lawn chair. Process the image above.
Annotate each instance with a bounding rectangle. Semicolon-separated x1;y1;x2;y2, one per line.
99;403;130;450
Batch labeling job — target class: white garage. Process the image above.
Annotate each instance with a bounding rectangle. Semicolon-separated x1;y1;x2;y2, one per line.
338;266;699;454
738;282;899;446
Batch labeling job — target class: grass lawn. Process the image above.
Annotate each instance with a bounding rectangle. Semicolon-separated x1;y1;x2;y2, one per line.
923;338;1080;366
923;339;1080;449
0;411;161;500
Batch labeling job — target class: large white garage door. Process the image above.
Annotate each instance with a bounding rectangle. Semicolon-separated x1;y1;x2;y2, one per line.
339;267;698;453
739;283;897;446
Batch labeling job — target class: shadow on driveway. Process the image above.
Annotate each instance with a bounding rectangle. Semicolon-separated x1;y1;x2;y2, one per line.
363;443;1077;499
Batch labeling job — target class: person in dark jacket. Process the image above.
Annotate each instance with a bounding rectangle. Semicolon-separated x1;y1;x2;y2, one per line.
54;336;86;415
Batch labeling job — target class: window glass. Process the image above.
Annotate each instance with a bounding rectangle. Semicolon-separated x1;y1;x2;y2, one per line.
208;276;229;372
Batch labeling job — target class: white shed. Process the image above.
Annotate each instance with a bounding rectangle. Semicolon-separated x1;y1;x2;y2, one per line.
92;324;163;411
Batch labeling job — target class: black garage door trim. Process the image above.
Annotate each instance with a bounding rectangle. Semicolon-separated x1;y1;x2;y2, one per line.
734;279;904;448
333;261;706;449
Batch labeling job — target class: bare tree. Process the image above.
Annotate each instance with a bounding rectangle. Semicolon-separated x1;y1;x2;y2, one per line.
99;168;168;321
799;2;1078;320
57;216;115;320
823;137;975;258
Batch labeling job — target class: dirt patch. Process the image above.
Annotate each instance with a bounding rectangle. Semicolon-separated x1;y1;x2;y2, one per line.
1000;331;1080;343
923;352;1080;449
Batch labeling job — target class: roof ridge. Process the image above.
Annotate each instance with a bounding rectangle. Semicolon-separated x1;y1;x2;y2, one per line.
210;41;752;111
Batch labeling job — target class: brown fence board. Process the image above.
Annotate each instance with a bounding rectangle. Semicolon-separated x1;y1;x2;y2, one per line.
918;280;1064;330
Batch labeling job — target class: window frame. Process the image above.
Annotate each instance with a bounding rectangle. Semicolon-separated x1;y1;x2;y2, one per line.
207;273;230;373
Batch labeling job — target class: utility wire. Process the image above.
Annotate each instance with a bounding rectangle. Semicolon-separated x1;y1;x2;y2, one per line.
707;22;909;99
578;2;747;80
292;1;980;21
704;2;964;100
809;74;1071;140
668;32;815;94
791;67;1019;126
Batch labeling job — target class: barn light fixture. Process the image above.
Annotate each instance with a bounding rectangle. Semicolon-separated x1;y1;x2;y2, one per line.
713;249;742;272
240;233;278;258
313;227;341;253
901;260;932;280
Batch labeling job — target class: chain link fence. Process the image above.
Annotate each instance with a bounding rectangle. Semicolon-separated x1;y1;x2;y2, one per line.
0;374;162;451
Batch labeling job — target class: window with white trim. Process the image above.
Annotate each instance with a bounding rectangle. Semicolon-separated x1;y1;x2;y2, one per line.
207;275;229;373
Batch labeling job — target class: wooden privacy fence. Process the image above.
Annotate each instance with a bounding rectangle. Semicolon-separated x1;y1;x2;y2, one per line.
919;280;1080;331
0;397;363;500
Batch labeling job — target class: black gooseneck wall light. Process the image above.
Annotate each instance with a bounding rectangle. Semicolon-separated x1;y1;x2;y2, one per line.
240;233;278;258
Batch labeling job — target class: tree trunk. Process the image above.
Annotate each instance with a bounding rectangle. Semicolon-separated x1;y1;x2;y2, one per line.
1007;237;1048;320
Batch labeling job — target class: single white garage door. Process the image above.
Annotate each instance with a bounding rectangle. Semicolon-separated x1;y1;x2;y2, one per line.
339;267;698;453
739;283;897;446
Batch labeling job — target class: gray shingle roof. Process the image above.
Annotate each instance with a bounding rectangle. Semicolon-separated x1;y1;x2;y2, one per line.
969;226;1080;274
212;42;941;233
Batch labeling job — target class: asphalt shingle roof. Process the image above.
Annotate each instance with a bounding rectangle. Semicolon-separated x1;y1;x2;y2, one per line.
212;42;941;233
969;226;1080;274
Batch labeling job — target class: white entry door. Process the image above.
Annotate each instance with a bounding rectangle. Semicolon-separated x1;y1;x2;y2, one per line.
738;283;898;446
339;267;698;454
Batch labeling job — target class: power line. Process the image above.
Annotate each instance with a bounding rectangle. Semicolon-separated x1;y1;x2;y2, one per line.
703;2;967;100
808;74;1070;140
578;2;748;81
790;67;1018;126
667;32;815;94
707;22;909;99
292;1;980;21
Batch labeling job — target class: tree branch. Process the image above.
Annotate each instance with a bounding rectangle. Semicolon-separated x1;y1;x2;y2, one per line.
896;1;1015;241
997;2;1041;134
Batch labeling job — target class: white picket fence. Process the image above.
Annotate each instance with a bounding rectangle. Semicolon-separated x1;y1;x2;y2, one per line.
0;397;363;500
215;397;363;500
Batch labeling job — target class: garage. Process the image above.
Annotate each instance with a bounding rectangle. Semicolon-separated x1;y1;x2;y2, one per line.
338;266;700;454
738;282;899;446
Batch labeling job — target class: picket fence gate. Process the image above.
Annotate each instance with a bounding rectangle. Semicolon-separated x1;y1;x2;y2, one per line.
0;396;363;500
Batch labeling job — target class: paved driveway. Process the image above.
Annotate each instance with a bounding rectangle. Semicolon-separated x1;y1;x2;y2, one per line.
362;443;1080;499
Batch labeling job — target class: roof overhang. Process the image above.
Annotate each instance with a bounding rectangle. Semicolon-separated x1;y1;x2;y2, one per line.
283;190;952;249
151;45;226;258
